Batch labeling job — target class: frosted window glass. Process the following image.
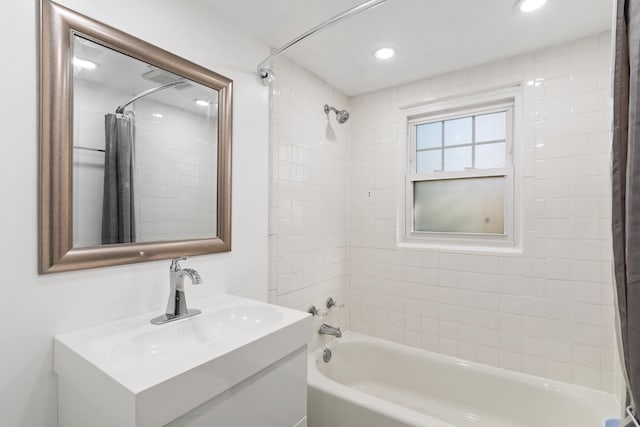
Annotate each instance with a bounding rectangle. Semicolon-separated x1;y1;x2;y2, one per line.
444;117;472;146
417;122;442;149
444;146;471;171
414;177;505;234
476;142;505;169
417;150;442;173
476;112;506;142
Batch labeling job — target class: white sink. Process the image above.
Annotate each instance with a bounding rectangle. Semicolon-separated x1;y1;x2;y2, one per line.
54;294;312;427
112;305;285;367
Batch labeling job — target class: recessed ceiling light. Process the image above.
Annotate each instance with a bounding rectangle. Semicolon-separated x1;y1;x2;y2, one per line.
72;57;98;70
374;47;395;60
152;113;163;118
195;99;210;107
518;0;547;13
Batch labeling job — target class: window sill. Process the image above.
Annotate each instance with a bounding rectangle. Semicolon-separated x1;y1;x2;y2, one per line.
396;238;523;254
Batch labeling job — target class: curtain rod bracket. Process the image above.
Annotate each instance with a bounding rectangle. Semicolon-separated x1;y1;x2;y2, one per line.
256;0;389;85
260;67;276;86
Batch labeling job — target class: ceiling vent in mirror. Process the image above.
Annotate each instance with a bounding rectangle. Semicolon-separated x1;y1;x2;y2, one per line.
142;68;190;89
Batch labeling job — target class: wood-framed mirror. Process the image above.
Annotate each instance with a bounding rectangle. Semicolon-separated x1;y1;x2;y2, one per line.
39;0;232;273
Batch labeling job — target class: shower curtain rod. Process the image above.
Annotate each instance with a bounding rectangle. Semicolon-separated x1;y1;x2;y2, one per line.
73;80;189;154
256;0;389;85
115;80;188;114
74;145;105;153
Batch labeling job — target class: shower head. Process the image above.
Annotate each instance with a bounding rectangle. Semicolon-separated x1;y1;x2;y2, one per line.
324;104;350;124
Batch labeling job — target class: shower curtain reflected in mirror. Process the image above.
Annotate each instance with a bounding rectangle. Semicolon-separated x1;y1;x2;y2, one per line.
102;113;136;244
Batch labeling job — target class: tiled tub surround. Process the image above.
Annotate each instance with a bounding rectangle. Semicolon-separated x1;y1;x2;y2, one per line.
347;32;616;392
133;98;218;242
268;57;350;350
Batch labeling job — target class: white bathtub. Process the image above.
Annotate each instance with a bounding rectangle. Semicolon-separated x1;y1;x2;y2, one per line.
308;332;620;427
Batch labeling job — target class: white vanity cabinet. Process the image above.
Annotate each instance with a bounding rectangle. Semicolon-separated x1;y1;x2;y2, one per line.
54;294;311;427
165;348;307;427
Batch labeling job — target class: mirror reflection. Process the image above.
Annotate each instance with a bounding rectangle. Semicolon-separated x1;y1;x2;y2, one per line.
72;35;219;247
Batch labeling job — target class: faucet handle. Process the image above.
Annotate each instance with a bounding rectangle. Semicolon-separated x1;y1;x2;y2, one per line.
307;305;327;318
170;256;188;272
326;297;345;309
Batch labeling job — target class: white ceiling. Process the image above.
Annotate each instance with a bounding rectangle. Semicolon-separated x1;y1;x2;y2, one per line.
206;0;613;96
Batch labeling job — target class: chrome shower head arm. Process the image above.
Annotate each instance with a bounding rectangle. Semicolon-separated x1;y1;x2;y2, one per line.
324;104;350;124
324;104;339;115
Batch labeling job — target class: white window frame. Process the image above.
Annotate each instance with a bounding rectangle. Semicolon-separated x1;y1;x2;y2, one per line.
397;85;522;252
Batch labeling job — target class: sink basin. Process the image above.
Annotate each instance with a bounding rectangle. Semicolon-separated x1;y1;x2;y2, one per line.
112;305;285;366
54;294;311;427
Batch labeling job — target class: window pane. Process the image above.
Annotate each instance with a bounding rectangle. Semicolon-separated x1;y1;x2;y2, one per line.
416;122;442;149
414;177;505;234
475;112;506;142
444;117;472;146
476;142;506;169
444;146;471;171
417;150;441;173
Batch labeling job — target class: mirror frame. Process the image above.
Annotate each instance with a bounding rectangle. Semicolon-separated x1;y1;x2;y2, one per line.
39;0;232;274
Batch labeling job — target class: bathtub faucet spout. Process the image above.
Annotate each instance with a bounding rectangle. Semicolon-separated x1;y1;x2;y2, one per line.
319;323;342;338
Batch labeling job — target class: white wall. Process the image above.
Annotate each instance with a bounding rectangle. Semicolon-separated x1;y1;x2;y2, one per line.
268;57;350;350
348;32;616;392
0;1;269;426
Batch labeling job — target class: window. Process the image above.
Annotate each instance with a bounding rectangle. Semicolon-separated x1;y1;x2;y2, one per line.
399;87;521;249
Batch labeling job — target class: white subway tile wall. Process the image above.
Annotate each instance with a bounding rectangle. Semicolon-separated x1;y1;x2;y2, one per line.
268;58;350;350
268;32;615;392
134;99;218;242
348;32;615;392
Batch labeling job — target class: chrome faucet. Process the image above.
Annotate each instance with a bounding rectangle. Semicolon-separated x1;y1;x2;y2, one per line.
151;256;202;325
319;323;342;338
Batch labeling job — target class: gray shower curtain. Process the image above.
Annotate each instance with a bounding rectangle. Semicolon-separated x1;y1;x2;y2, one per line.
101;113;136;244
614;0;640;423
